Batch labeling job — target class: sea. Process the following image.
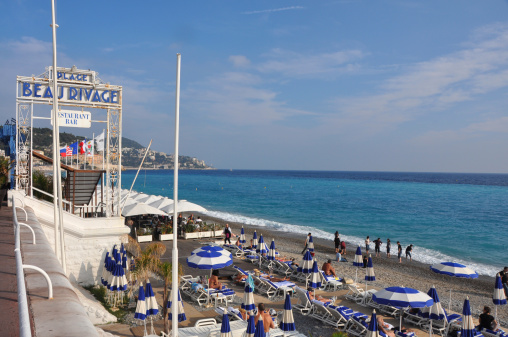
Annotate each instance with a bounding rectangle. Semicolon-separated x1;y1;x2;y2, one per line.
122;170;508;277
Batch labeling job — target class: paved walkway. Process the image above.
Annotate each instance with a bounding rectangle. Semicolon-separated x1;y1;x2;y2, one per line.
0;204;24;337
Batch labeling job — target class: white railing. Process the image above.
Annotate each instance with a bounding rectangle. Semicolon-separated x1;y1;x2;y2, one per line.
31;186;104;218
12;196;54;337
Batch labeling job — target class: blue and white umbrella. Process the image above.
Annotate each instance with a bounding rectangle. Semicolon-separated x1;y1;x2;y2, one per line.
257;235;267;255
300;250;314;273
242;283;256;313
145;279;159;335
461;297;475;337
220;308;232;337
493;273;506;320
366;309;381;337
267;239;276;261
372;286;433;328
252;231;258;250
353;245;364;282
168;287;186;323
112;245;119;263
430;262;478;310
365;255;375;293
187;245;233;270
240;227;246;246
101;252;111;287
430;262;478;279
307;235;314;252
421;286;445;337
280;293;296;333
134;283;148;336
246;315;256;337
309;260;322;290
122;253;129;275
254;314;266;337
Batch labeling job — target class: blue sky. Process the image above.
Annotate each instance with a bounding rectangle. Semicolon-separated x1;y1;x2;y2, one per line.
1;1;508;173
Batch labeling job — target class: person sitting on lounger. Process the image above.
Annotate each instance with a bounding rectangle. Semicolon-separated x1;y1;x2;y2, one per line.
235;237;241;247
377;316;396;337
479;306;499;331
322;259;337;278
307;287;335;305
209;273;222;290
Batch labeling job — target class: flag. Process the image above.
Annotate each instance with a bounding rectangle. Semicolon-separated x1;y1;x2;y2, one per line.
60;146;72;157
79;140;86;154
95;131;105;152
85;140;94;157
68;141;80;155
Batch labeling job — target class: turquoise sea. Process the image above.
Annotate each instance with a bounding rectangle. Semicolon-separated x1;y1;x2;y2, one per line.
122;170;508;276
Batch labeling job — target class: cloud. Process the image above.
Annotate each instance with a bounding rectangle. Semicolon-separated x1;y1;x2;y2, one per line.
242;6;304;15
229;55;251;68
324;23;508;134
257;48;365;77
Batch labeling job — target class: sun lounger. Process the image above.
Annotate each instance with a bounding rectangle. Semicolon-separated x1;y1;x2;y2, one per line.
402;309;428;327
327;305;369;331
214;306;245;322
293;286;313;315
252;275;295;299
308;300;348;329
245;255;260;263
320;271;343;291
345;316;369;337
345;284;375;304
394;329;417;337
477;327;507;337
422;309;463;336
365;298;398;316
223;244;246;258
272;260;294;277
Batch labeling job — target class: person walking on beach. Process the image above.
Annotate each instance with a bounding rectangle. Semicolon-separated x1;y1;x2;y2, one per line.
301;233;311;254
223;224;236;244
341;240;346;255
405;244;413;261
500;266;508;297
397;241;402;263
374;238;382;257
365;236;370;253
386;238;391;258
334;231;340;253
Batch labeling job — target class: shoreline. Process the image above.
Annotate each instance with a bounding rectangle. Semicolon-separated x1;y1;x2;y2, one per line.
191;211;507;326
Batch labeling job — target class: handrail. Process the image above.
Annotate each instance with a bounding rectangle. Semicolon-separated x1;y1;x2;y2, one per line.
16;206;28;221
12;197;32;337
18;223;36;245
21;265;53;299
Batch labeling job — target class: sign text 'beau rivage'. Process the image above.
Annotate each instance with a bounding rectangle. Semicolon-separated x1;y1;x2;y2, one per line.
17;66;122;108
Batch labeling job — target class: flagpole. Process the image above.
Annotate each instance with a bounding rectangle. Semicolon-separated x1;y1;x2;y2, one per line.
171;53;181;337
51;0;66;272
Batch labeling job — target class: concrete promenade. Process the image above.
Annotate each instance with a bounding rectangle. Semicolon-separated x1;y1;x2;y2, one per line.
0;204;28;337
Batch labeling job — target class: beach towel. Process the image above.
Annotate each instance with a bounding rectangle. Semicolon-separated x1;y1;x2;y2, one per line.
247;274;255;290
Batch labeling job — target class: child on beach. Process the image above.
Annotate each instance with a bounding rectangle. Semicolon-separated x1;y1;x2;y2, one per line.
397;241;402;263
405;244;413;261
365;236;370;253
386;239;391;258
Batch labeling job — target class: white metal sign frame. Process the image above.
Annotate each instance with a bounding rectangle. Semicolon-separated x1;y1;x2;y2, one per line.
15;66;123;217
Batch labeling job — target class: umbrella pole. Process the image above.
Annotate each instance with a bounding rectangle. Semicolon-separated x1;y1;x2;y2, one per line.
449;289;451;312
355;268;358;284
144;319;147;337
495;306;498;321
399;309;403;331
429;320;433;337
150;317;155;335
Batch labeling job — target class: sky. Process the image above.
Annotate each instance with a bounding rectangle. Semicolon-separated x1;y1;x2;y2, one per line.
1;1;508;173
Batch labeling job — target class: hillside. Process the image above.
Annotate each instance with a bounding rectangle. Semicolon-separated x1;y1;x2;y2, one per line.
1;127;213;170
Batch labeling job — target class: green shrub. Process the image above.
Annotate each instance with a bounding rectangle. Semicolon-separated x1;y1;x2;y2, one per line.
32;170;53;202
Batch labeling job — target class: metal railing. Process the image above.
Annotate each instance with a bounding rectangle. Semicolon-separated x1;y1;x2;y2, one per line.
12;196;54;337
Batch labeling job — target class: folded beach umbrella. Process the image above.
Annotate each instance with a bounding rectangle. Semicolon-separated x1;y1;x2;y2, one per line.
112;245;119;263
220;308;233;337
101;252;111;287
366;309;381;337
246;315;256;337
280;293;296;333
461;297;476;337
252;231;258;250
240;226;246;246
300;250;314;274
307;235;314;252
122;253;129;275
309;260;322;290
168;287;187;323
145;280;159;316
254;314;266;337
353;245;364;282
134;282;147;321
145;279;159;335
267;239;276;261
242;283;256;313
257;235;267;255
134;282;148;337
493;273;507;320
421;286;445;337
372;286;433;329
365;255;376;293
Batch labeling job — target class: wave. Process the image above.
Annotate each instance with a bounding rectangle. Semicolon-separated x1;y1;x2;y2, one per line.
203;210;500;277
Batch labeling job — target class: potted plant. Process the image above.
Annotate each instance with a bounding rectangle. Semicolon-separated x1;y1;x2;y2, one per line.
0;158;13;207
160;225;174;241
136;227;153;243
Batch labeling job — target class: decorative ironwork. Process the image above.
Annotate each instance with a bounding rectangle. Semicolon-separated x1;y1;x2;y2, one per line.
106;108;122;216
16;104;31;194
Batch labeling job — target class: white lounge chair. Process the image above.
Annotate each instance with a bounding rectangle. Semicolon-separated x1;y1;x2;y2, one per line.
293;286;313;315
309;300;347;329
345;316;369;337
320;271;343;291
345;284;374;304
